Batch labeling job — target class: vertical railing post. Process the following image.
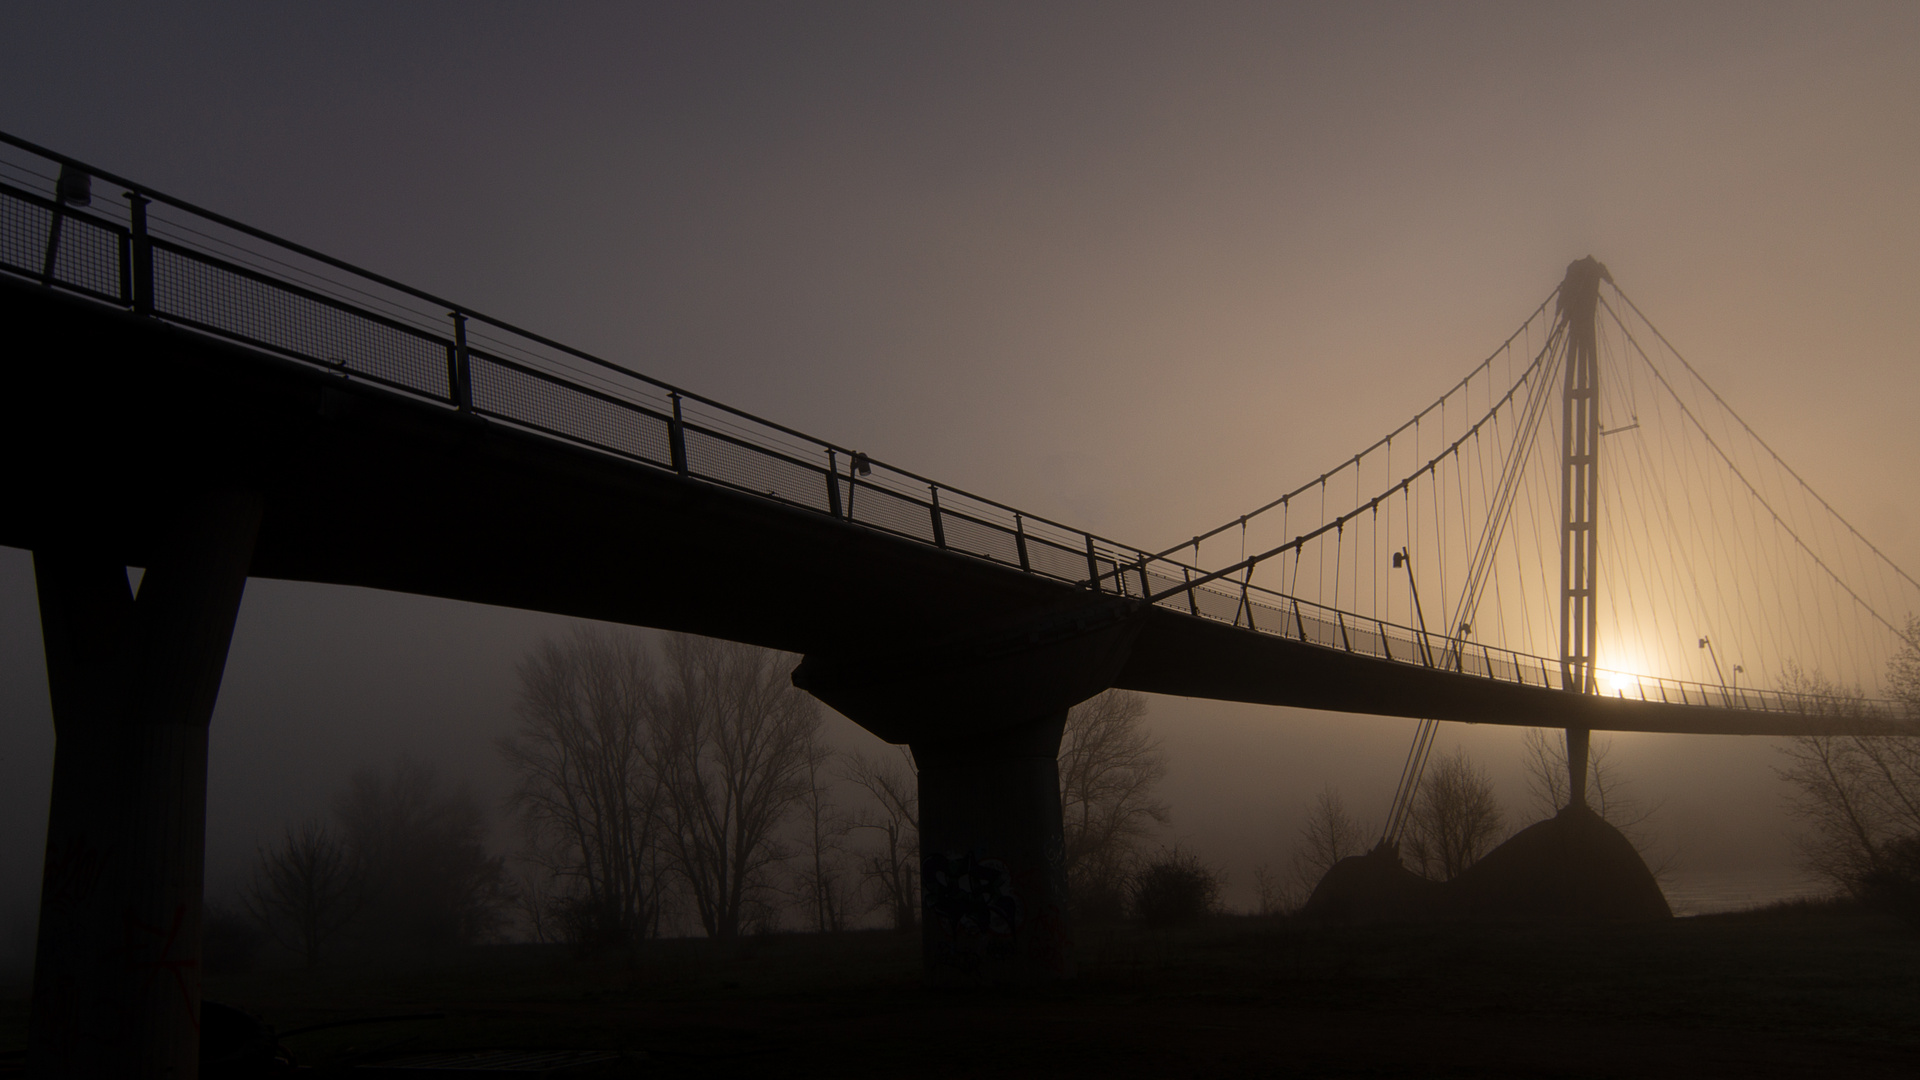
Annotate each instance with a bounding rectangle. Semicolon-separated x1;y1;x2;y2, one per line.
1337;611;1352;652
1085;535;1101;591
929;486;946;549
127;192;152;316
1183;566;1197;615
669;393;689;477
449;312;472;411
116;229;132;306
1379;620;1393;662
1136;558;1151;601
825;449;843;518
1015;514;1031;572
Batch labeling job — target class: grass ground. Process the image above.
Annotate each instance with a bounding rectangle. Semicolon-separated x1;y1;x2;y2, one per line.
4;900;1917;1077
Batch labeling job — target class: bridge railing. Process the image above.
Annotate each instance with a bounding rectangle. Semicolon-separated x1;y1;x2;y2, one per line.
0;132;1175;589
3;133;1907;723
1117;549;1912;718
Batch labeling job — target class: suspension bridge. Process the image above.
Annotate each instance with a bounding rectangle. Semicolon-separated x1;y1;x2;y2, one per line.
3;132;1915;1074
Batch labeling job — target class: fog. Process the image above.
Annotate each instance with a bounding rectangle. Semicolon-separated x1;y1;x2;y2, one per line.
3;2;1917;974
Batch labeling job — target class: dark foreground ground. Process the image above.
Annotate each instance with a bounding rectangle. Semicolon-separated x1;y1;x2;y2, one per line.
4;900;1917;1078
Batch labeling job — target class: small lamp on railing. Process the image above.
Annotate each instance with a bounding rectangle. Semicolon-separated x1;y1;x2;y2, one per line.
41;164;93;284
55;164;91;206
850;452;872;477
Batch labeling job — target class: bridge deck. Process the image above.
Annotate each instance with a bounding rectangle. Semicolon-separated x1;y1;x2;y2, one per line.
4;276;1901;738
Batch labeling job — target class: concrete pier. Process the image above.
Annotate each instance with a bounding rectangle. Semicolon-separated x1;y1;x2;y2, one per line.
28;490;260;1079
913;711;1073;983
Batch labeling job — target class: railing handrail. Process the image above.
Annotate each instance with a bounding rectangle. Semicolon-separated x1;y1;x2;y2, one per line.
0;128;1151;559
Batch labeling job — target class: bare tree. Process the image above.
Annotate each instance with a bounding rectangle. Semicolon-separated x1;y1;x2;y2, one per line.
1404;748;1504;881
244;819;358;968
1058;690;1171;918
652;634;824;940
791;737;854;933
844;747;919;932
1892;618;1920;709
1288;786;1368;897
498;625;665;949
335;756;513;953
1250;864;1295;917
1776;650;1920;894
1522;728;1655;828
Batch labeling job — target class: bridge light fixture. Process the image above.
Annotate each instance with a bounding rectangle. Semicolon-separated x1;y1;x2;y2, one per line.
55;163;91;207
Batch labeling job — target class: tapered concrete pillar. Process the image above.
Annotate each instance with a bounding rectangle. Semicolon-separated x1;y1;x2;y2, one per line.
28;490;261;1080
912;711;1072;984
791;597;1144;986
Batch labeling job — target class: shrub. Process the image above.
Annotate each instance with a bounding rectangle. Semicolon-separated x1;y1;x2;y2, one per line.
1129;850;1222;929
201;901;263;974
1860;834;1920;928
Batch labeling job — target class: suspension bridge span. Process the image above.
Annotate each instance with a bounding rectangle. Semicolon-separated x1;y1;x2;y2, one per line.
4;133;1915;1075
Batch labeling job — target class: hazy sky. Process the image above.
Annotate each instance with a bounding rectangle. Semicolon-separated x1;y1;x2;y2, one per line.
3;2;1917;967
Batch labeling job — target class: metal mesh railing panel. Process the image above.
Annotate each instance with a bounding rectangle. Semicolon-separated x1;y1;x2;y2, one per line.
1143;568;1190;610
1344;620;1387;660
0;188;51;276
471;355;672;466
153;247;450;398
684;428;831;513
1022;537;1087;583
1191;583;1242;623
0;191;122;301
940;512;1021;568
48;213;122;299
848;484;937;544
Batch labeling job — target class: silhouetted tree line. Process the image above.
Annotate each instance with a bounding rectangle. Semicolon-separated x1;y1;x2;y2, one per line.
1776;619;1920;923
502;626;1175;948
236;628;1180;965
243;757;509;967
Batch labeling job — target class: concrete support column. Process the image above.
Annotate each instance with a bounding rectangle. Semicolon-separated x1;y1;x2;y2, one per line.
28;490;261;1079
912;711;1072;984
1566;726;1591;811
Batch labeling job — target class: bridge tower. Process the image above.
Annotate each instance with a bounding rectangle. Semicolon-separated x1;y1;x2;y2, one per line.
1558;256;1610;808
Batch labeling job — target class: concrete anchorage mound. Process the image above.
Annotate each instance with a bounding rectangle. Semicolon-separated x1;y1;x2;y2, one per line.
1301;844;1441;923
1301;806;1670;923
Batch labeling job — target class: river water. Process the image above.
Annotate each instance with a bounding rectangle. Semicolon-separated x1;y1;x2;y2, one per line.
1661;870;1835;916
